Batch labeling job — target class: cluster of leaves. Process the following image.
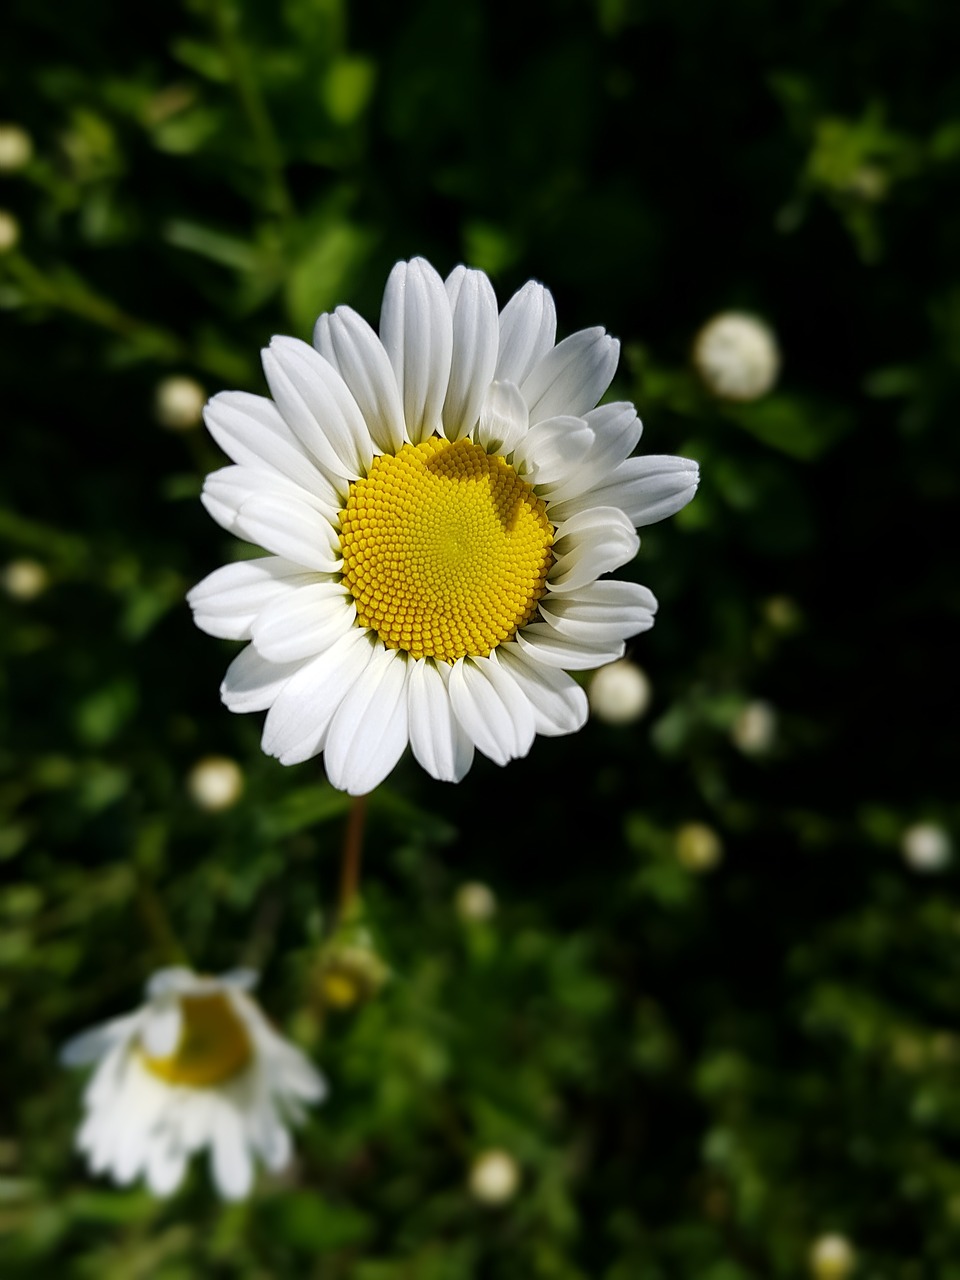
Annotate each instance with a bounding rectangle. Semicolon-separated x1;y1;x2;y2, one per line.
1;0;959;1275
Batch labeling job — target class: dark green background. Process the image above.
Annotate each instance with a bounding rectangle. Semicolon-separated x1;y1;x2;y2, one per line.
1;0;958;1275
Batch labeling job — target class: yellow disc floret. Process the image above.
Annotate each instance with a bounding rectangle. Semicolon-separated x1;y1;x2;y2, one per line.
339;438;554;663
141;991;253;1088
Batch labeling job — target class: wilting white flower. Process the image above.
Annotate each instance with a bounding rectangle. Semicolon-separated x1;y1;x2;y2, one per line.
731;699;777;755
188;258;698;795
186;754;244;811
588;658;651;724
155;375;206;430
0;210;20;254
468;1148;520;1204
675;821;724;873
693;311;780;401
61;968;325;1200
808;1232;857;1280
900;822;952;873
454;881;498;923
0;124;33;172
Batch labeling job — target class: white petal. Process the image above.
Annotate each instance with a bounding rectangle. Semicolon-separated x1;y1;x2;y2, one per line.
323;646;411;794
608;455;701;527
232;492;342;572
496;280;557;386
250;582;356;664
539;579;658;643
313;305;406;453
179;1093;217;1153
521;328;620;425
187;557;317;641
548;455;700;526
256;1114;292;1171
260;627;376;766
379;257;453;445
203;391;329;496
141;998;182;1058
219;968;259;992
406;658;475;783
496;643;589;737
60;1014;138;1067
146;1139;188;1198
221;644;303;714
476;380;529;456
263;337;371;481
442;265;499;440
548;507;640;592
271;1040;328;1102
515;623;625;670
448;653;536;766
211;1101;253;1201
146;968;198;999
513;415;595;487
544;402;643;504
201;464;339;536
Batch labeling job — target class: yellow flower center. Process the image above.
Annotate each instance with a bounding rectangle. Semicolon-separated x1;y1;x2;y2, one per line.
140;992;253;1088
339;437;554;663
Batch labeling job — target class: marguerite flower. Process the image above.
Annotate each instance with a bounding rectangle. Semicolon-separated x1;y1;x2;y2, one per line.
61;967;325;1200
188;258;698;794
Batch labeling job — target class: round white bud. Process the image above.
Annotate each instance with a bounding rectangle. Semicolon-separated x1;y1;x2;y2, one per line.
186;755;244;812
155;375;206;430
1;558;49;600
809;1232;856;1280
468;1149;520;1205
588;659;652;725
901;822;952;873
693;311;780;401
731;700;777;755
454;882;498;923
0;210;21;254
0;124;33;172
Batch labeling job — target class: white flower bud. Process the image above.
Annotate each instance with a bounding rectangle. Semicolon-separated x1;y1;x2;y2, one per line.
731;700;777;755
901;822;952;873
693;312;780;401
455;881;498;923
186;755;244;812
2;558;49;600
468;1149;520;1205
0;124;33;172
588;659;651;725
809;1232;856;1280
155;375;206;430
0;210;21;254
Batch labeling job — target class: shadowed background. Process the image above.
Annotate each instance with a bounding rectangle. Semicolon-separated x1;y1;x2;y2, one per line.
1;0;958;1275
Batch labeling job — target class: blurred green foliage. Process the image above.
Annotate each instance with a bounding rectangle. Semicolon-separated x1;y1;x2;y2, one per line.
1;0;959;1275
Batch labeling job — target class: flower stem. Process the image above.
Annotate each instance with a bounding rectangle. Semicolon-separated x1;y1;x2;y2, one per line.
210;0;293;223
337;794;367;921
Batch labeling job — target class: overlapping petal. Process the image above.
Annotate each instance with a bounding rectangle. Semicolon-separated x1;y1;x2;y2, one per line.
380;257;453;445
188;557;317;641
443;265;499;440
313;305;407;453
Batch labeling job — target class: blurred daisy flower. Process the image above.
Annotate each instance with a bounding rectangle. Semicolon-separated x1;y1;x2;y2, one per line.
188;257;699;794
61;967;325;1200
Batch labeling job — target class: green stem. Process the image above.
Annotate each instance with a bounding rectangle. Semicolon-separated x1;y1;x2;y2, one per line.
135;875;189;966
337;794;367;921
210;0;294;222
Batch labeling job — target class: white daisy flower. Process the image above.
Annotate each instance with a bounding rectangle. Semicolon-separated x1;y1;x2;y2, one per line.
188;257;699;795
61;967;326;1200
